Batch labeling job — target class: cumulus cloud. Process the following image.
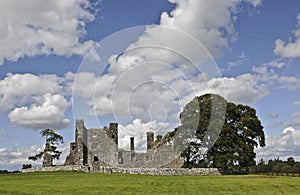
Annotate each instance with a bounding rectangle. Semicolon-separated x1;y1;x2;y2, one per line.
206;74;269;104
133;0;263;63
71;69;268;127
278;76;300;90
0;143;70;171
274;13;300;58
8;93;70;130
0;73;63;113
69;0;266;133
0;68;269;133
256;127;300;161
0;145;42;170
265;58;286;69
0;73;71;130
252;63;300;91
282;127;296;134
159;0;237;56
0;0;98;65
1;1;267;135
118;119;171;152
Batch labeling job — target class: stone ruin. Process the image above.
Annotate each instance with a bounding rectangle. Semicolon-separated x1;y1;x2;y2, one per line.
22;119;221;175
64;119;185;171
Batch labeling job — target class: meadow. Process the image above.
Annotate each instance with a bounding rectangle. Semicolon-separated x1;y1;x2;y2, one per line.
0;172;299;194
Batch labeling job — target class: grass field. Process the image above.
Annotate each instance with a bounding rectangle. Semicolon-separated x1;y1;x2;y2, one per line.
0;172;300;194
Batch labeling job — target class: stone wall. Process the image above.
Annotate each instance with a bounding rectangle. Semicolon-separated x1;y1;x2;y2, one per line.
116;168;221;176
22;165;221;176
22;165;89;173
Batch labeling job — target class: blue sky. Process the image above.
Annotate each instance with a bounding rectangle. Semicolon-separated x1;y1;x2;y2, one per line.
0;0;300;170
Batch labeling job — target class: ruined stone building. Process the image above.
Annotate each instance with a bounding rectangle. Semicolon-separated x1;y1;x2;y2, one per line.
64;119;184;170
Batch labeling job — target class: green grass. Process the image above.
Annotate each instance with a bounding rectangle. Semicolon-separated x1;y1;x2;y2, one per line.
0;172;300;194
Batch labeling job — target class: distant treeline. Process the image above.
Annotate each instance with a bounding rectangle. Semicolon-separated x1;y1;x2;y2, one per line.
0;170;21;174
252;157;300;176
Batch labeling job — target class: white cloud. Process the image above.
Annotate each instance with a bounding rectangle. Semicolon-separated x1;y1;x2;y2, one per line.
227;52;248;70
70;0;267;130
291;112;300;118
282;127;296;134
0;145;42;171
274;13;300;58
160;0;235;55
270;120;300;129
208;73;269;104
0;0;98;65
118;119;171;152
293;100;300;106
246;0;263;7
256;127;300;161
8;93;70;130
278;76;300;90
0;128;12;141
252;63;300;91
0;73;72;130
0;72;268;134
71;68;268;127
0;143;70;171
268;113;279;118
265;58;286;68
0;73;63;113
1;0;267;135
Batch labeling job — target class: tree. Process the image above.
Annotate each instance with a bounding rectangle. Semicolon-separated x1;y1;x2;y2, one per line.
281;165;291;176
272;162;285;176
293;162;300;176
256;159;268;174
180;94;265;173
22;164;32;169
286;157;295;166
29;129;63;167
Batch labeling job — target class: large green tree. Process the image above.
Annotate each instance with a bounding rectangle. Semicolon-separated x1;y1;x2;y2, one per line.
180;94;265;173
29;129;63;167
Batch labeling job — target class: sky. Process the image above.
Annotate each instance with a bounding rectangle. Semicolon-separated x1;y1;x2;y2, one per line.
0;0;300;171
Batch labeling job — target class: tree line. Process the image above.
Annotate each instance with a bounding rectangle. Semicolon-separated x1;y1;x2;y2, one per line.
252;157;300;176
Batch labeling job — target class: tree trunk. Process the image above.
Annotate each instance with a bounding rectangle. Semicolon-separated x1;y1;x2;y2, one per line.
43;152;53;167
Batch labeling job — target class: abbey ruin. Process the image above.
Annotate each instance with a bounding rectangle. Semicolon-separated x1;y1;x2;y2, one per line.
63;119;185;171
23;119;220;175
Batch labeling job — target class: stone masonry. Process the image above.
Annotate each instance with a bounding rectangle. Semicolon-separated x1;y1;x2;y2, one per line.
22;119;221;176
22;166;220;176
64;119;185;170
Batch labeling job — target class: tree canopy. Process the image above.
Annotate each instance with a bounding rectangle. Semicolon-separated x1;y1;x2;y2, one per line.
180;94;265;173
29;129;63;166
254;157;300;176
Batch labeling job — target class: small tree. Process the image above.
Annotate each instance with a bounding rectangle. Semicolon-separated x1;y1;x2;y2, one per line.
256;159;268;174
282;165;291;176
29;129;63;167
293;162;300;177
22;164;32;169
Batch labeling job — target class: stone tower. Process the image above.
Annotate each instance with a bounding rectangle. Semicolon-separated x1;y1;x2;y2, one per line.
130;137;134;151
146;131;154;150
74;119;88;165
105;123;118;145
